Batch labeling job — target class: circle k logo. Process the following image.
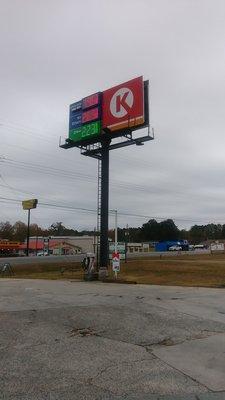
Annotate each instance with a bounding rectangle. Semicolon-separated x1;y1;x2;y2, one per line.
110;87;134;118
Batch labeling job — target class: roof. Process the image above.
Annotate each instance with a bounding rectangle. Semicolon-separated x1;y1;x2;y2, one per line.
19;239;71;250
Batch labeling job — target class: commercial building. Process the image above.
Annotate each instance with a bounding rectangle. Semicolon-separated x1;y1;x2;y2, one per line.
19;236;95;256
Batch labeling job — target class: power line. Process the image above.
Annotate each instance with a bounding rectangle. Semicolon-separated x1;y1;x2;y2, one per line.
0;156;209;198
0;195;216;224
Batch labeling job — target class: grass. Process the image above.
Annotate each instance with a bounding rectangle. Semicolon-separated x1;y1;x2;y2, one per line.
117;253;225;287
1;252;225;287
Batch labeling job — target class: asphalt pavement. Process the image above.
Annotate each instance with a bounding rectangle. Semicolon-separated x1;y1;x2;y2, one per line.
0;279;225;400
0;249;210;267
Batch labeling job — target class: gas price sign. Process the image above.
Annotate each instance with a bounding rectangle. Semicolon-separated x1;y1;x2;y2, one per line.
68;77;147;145
69;93;102;143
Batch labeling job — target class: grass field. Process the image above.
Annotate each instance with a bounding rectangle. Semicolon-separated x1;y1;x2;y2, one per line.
1;253;225;287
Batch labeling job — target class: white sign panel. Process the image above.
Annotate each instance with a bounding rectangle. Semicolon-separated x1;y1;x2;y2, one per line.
210;243;224;251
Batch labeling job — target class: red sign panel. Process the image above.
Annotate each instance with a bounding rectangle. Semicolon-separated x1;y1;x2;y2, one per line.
82;93;100;110
82;107;99;124
102;77;144;131
112;252;120;260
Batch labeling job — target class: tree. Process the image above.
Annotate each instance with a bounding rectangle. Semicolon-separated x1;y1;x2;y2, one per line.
158;219;179;241
140;219;159;241
189;225;206;243
13;221;27;242
48;222;79;236
0;221;14;240
204;224;222;240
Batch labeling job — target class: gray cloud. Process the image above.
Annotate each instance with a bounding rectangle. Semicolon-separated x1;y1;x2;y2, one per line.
1;0;225;230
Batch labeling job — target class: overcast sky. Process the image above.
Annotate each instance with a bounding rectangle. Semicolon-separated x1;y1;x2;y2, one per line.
0;0;225;231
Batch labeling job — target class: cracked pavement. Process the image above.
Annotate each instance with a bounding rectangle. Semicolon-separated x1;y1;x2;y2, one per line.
0;279;225;399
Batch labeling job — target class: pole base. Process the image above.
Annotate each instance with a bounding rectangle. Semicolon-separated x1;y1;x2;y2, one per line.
83;272;98;281
98;267;108;280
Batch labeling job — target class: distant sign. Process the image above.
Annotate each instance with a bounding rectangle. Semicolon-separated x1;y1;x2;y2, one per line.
109;243;125;260
210;243;224;252
102;76;144;132
22;199;38;210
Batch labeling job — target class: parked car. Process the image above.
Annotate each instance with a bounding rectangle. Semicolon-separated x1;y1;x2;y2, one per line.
168;245;182;251
37;251;48;256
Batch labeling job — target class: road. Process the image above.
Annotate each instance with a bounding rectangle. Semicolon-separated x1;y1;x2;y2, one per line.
1;279;225;399
0;249;210;266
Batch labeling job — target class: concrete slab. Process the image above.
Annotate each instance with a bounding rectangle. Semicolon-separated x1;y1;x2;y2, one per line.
197;393;225;400
1;280;225;399
153;334;225;391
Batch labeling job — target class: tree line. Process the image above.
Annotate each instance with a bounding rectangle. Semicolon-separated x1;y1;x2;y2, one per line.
1;219;225;244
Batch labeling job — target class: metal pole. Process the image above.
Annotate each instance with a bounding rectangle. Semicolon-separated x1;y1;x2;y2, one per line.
99;138;111;279
115;210;118;254
35;235;38;256
114;210;118;279
26;209;31;257
125;224;128;263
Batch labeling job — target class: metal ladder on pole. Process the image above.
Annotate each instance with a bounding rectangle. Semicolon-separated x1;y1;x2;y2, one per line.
96;157;102;268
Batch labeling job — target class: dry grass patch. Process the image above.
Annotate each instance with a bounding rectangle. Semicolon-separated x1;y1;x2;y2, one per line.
2;253;225;287
117;254;225;287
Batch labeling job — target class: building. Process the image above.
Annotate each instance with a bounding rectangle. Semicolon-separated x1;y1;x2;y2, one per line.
0;240;20;257
19;236;95;256
127;242;152;253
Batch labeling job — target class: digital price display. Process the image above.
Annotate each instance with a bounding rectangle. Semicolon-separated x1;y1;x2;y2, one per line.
82;93;100;110
69;111;82;129
82;107;99;124
69;121;101;143
69;92;102;144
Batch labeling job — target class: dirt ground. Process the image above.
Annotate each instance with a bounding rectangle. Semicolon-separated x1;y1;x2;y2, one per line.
2;252;225;287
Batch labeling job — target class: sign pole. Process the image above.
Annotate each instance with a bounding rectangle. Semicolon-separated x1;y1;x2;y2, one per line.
114;210;118;279
26;209;31;257
114;210;118;254
99;137;111;279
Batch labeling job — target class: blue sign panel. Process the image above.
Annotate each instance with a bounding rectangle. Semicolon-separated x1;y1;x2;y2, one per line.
70;100;82;113
69;111;82;130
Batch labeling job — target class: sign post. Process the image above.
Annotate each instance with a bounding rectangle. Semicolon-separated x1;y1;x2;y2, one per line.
112;251;120;279
22;199;38;257
60;77;154;280
99;137;111;278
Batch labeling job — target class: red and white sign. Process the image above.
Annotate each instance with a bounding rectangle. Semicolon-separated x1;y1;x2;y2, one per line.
112;252;120;272
102;77;144;132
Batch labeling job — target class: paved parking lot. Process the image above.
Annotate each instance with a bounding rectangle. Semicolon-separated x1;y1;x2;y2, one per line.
0;279;225;399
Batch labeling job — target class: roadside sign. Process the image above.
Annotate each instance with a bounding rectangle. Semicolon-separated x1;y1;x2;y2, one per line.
22;199;38;210
112;252;120;272
102;76;144;132
109;243;125;260
210;243;224;252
